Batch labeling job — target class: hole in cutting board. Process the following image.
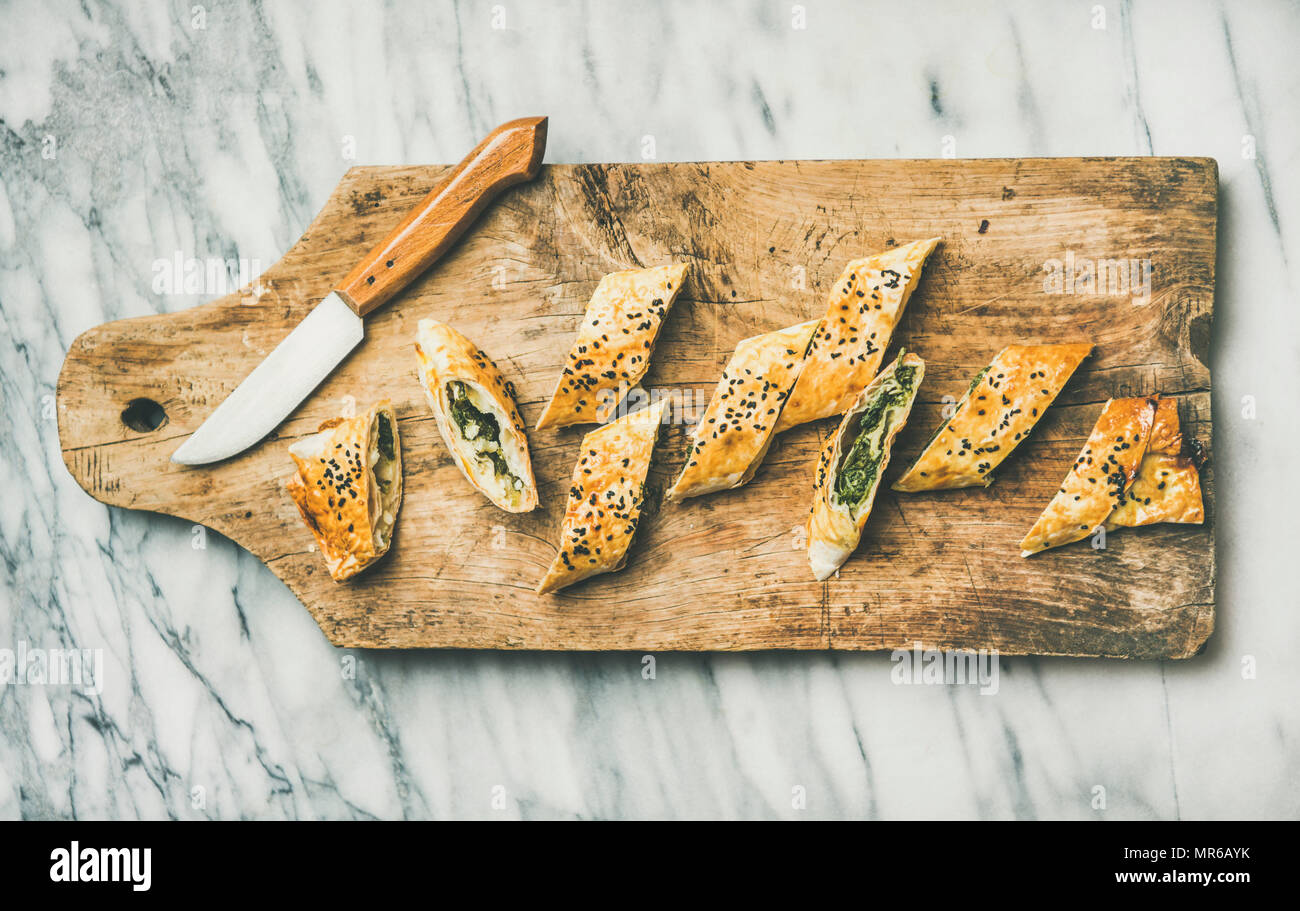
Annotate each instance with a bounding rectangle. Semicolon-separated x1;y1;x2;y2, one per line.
121;398;168;433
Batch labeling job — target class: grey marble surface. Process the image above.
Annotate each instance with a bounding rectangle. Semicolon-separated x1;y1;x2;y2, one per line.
1;0;1297;820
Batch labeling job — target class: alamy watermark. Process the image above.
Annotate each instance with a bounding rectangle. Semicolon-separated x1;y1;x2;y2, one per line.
1043;250;1152;306
151;252;262;297
890;642;999;695
49;842;150;891
0;641;104;695
595;383;710;425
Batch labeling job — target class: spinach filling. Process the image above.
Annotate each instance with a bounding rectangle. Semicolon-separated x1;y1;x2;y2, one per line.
834;365;917;511
448;381;501;445
447;381;519;489
480;449;511;479
377;413;395;462
370;412;398;512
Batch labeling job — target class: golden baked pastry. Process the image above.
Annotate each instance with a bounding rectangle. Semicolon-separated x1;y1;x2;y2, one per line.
807;352;925;580
1019;396;1157;556
775;238;940;433
536;263;689;430
893;343;1092;491
415;319;538;512
537;400;668;594
1105;396;1204;529
666;319;820;501
286;400;403;582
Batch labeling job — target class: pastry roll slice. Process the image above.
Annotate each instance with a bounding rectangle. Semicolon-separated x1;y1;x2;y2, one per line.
536;263;689;430
775;238;940;433
893;343;1092;491
537;400;668;595
1105;397;1204;529
807;352;925;581
415;319;538;513
286;400;403;582
1019;396;1157;556
666;318;820;502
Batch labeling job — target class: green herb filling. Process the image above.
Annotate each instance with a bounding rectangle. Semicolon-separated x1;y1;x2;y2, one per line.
834;364;917;512
447;381;521;493
448;381;500;445
377;412;395;461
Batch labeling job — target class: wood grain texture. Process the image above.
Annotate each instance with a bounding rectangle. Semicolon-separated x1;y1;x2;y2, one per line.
56;158;1217;657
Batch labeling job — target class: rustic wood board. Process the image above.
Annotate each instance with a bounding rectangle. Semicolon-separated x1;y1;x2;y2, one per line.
57;158;1216;656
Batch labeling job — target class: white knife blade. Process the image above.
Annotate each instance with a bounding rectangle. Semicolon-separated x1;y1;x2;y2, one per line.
171;292;363;465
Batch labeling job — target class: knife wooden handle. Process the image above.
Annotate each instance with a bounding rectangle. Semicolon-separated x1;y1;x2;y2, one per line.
333;116;548;318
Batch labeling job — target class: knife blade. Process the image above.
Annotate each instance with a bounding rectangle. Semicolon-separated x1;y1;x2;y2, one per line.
171;115;548;465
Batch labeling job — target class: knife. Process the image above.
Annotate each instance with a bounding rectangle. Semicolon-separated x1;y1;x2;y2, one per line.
171;115;549;465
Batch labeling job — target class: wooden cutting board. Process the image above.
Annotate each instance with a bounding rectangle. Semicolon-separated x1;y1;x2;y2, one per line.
57;157;1216;657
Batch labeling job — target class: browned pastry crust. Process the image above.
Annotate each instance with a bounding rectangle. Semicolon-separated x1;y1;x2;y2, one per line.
286;401;403;582
893;343;1093;491
536;263;689;430
1019;396;1157;556
1105;397;1204;528
415;319;538;513
775;237;940;433
537;400;668;594
666;319;820;501
807;352;925;580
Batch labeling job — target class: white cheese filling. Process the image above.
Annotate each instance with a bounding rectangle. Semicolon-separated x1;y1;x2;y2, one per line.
447;382;529;508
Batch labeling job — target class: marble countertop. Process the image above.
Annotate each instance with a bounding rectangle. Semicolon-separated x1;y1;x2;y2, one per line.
1;0;1296;819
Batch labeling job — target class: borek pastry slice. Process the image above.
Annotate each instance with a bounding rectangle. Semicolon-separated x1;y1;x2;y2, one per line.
537;400;668;594
807;352;925;581
1019;396;1157;556
536;263;689;430
666;318;820;502
415;319;538;512
893;343;1092;491
286;400;403;582
1104;396;1204;529
775;238;940;433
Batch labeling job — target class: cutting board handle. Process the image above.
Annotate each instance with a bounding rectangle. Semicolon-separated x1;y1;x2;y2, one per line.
333;116;548;317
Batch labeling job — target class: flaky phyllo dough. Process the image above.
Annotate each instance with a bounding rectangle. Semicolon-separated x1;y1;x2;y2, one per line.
667;319;820;501
286;401;403;582
1105;396;1204;530
776;238;940;433
537;400;668;595
415;319;538;513
1019;396;1157;556
893;343;1092;491
807;352;924;581
536;263;689;430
